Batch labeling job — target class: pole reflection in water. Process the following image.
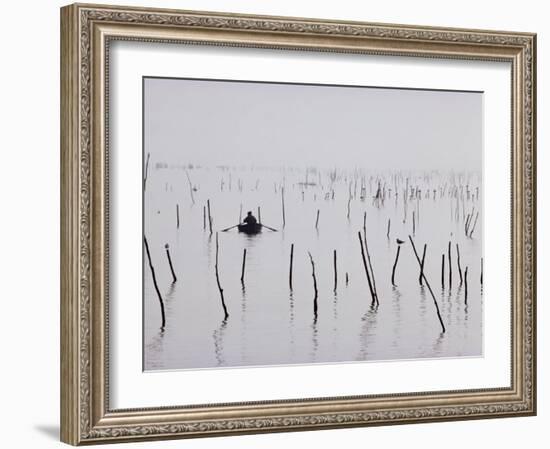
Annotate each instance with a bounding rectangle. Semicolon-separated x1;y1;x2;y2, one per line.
390;287;403;350
310;318;319;363
240;283;247;364
213;320;228;367
357;305;378;361
289;290;296;361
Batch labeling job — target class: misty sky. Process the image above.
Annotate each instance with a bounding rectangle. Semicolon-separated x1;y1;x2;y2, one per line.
144;77;482;171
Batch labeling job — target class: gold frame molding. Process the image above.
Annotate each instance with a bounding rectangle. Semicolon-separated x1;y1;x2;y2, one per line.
60;3;536;445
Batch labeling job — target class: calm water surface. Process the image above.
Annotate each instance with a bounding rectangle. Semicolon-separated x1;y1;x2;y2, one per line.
144;166;483;370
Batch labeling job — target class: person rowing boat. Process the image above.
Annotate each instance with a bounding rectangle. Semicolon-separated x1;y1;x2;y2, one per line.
220;212;278;233
238;211;262;234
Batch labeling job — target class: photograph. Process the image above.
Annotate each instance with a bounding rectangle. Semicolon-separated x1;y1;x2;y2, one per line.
142;77;484;371
59;3;536;444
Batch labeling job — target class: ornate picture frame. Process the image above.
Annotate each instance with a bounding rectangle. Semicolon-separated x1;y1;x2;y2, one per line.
60;3;536;445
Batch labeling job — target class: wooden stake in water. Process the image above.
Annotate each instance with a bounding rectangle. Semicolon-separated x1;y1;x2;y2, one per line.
315;209;320;229
362;215;379;304
448;241;452;288
412;210;416;235
467;206;475;233
143;152;150;191
281;188;286;228
391;244;401;287
346;272;349;286
358;232;377;306
144;237;165;329
465;213;471;236
456;243;463;284
469;212;479;238
402;189;407;223
409;236;446;333
464;266;469;304
215;233;229;320
289;243;294;290
258;206;262;224
240;248;247;285
387;218;391;239
308;251;319;318
441;254;445;289
164;244;177;283
333;250;337;292
419;243;427;286
176;204;180;229
185;170;195;205
481;257;484;286
239;204;243;223
207;199;213;235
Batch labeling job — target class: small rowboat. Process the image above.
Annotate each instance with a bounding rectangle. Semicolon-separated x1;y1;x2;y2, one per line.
237;223;262;235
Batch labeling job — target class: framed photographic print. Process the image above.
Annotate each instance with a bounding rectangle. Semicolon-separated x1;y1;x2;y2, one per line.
60;3;537;445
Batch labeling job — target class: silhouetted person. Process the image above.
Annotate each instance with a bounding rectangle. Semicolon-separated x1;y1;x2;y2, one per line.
243;211;257;226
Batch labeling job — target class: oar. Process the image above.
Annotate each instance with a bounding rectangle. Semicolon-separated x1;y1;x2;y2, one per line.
261;223;278;232
221;224;240;232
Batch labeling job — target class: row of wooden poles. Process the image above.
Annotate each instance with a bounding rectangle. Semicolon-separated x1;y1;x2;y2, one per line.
144;158;480;332
173;200;479;245
211;171;480;204
144;228;480;334
174;202;479;246
143;232;228;330
146;167;480;334
169;181;479;240
391;241;482;291
146;154;480;234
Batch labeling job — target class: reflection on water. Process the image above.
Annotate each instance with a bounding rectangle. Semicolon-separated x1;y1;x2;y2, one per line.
213;320;228;367
433;332;445;354
144;328;165;371
289;290;295;359
310;319;319;362
165;282;176;302
446;288;454;327
390;287;402;350
143;167;483;370
240;285;247;363
357;305;378;361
